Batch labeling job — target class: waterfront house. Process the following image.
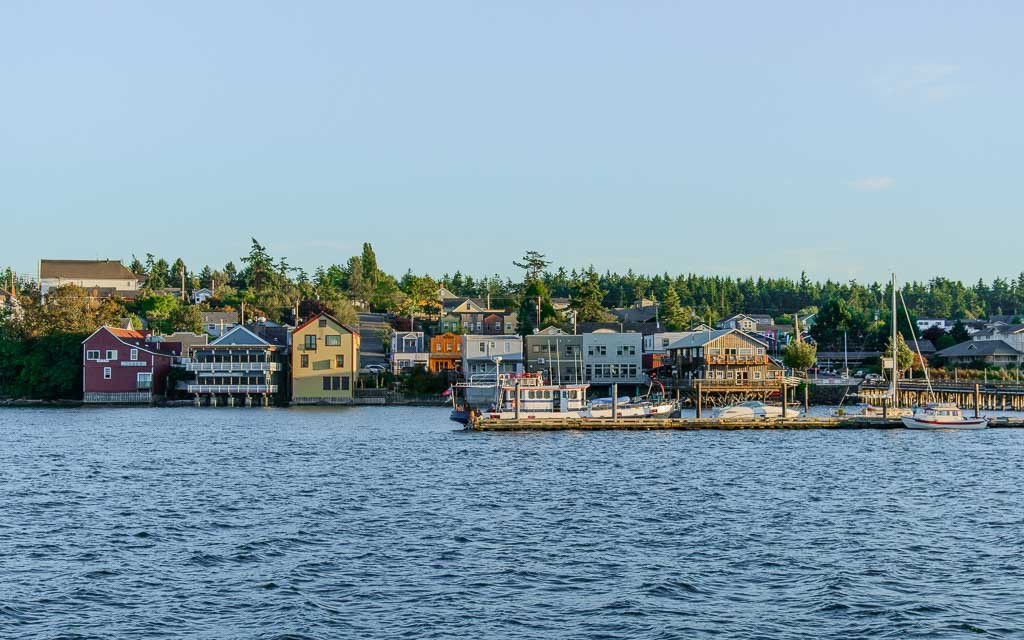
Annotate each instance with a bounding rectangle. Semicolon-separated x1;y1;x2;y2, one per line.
82;326;181;403
462;335;523;377
582;330;645;388
40;259;144;299
159;331;209;357
429;332;462;373
184;325;282;406
936;340;1024;367
390;330;428;374
291;312;360;405
666;329;782;384
201;311;240;338
525;326;583;384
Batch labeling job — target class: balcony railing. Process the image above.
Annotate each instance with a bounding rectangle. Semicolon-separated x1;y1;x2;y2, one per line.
186;384;278;394
703;355;768;365
184;361;280;372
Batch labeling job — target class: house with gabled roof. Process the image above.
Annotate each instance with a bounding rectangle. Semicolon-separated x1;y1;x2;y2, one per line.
291;312;360;404
82;326;182;403
183;325;282;406
935;339;1023;367
666;329;783;384
40;259;144;299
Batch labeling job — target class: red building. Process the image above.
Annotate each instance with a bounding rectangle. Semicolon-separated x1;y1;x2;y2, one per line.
82;326;181;403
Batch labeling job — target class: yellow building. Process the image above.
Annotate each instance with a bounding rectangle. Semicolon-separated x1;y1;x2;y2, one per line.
291;312;361;404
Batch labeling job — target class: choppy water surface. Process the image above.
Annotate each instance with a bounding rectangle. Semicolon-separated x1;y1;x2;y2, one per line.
2;407;1023;639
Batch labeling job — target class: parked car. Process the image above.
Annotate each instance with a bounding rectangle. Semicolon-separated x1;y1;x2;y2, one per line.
854;369;865;378
365;363;387;374
864;373;884;383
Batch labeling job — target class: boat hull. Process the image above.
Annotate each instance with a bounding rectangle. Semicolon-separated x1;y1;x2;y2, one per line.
901;416;988;430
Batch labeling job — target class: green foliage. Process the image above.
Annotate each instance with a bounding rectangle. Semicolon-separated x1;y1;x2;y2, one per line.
660;286;692;331
884;334;915;373
513;250;550;283
950;320;970;344
570;268;607;322
517;279;559;336
783;341;817;374
400;365;449;394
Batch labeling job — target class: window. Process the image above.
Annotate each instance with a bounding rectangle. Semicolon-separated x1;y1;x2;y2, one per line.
504;342;510;353
533;345;541;353
739;348;752;355
105;349;117;360
332;376;341;390
708;348;721;355
336;354;345;368
753;371;762;380
86;350;100;360
137;372;152;389
325;335;341;347
436;343;442;352
323;376;331;391
756;348;765;356
447;343;453;352
662;338;670;347
479;343;486;353
103;367;112;380
341;376;350;391
130;349;139;361
617;345;636;356
301;355;309;368
305;335;317;350
319;318;328;328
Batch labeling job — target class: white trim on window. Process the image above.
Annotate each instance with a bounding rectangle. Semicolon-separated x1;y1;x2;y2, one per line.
130;348;139;361
86;350;100;360
103;367;112;380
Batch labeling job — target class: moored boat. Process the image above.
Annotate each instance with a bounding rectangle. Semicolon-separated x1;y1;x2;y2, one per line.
901;403;988;430
711;400;800;419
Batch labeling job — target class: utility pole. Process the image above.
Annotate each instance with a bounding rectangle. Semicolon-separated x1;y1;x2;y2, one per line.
536;295;541;330
180;264;186;302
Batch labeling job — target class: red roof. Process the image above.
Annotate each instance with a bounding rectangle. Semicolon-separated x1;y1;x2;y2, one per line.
108;328;146;340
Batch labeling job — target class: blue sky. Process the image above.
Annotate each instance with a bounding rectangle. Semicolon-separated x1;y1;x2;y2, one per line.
2;1;1021;284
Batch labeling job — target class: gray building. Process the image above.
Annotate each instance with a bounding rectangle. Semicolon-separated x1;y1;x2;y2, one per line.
462;334;524;377
582;330;644;387
525;326;584;384
390;330;429;374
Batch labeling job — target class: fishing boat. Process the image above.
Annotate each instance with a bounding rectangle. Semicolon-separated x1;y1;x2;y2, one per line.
902;403;988;430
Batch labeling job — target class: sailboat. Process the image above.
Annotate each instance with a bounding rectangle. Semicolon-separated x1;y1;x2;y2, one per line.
887;273;988;430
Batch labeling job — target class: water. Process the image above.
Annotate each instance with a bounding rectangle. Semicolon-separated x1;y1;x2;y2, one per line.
2;407;1023;639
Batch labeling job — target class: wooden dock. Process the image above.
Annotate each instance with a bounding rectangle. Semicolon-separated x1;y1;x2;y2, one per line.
470;416;1024;431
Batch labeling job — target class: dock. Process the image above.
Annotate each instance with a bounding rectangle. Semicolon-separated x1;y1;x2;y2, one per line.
470;416;1024;431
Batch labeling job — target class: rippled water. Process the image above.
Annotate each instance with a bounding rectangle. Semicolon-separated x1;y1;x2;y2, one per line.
2;407;1023;639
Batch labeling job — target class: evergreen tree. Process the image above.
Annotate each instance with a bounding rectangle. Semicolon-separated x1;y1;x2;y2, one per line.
660;286;691;331
241;238;274;292
569;269;607;322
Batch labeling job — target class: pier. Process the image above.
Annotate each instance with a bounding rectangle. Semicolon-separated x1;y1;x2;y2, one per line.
469;415;1024;431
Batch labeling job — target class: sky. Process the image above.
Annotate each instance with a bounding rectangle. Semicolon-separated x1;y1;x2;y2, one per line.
2;1;1022;285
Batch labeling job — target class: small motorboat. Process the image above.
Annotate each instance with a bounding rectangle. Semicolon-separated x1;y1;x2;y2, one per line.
831;403;912;418
901;403;987;430
711;400;800;419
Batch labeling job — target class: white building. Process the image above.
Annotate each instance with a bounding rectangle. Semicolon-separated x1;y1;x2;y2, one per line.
192;287;214;304
461;335;524;376
916;318;953;333
582;330;644;386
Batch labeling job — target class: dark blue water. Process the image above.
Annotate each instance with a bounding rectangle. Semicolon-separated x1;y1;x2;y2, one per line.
2;407;1022;639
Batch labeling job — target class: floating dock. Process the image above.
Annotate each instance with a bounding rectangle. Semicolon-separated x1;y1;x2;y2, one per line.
470;416;1024;431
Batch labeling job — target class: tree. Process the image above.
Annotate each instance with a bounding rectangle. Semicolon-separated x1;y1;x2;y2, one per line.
570;268;607;322
241;238;274;292
168;304;203;334
513;250;550;283
360;243;380;286
810;298;855;349
884;334;915;376
517;280;559;336
783;341;817;376
660;286;691;331
950;320;970;344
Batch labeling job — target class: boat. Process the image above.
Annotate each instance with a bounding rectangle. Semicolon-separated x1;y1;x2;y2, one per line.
902;403;988;430
449;372;677;424
710;400;800;419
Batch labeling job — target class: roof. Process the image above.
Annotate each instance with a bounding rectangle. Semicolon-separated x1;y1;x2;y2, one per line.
666;329;768;350
201;311;240;324
210;325;272;347
936;339;1023;358
40;259;139;281
913;339;937;354
292;312;359;336
610;306;659;323
108;327;147;340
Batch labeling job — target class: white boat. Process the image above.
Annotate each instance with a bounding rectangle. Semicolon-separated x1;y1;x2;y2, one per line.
585;379;677;418
711;400;800;419
902;403;988;430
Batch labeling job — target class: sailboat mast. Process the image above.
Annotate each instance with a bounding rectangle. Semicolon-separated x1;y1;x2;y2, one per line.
892;272;898;407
